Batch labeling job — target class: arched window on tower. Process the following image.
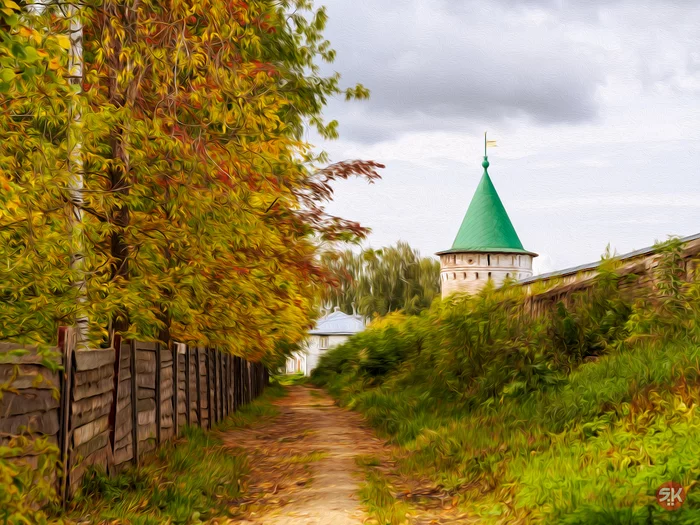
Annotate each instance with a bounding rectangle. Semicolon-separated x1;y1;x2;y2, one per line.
488;272;492;280
487;254;491;266
463;272;467;279
475;272;479;280
453;273;456;280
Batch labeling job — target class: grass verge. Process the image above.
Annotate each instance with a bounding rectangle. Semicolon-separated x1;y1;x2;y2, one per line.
313;244;700;523
356;455;412;525
63;384;285;524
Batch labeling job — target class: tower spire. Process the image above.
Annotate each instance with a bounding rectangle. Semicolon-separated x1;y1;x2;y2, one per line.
484;131;497;161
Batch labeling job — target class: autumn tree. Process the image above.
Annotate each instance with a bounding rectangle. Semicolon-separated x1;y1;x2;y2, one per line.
0;0;384;366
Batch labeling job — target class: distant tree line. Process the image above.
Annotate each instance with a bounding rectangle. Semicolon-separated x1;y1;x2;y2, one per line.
320;241;440;317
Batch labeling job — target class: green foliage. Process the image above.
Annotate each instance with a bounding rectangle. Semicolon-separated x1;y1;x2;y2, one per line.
1;0;381;515
356;455;412;525
0;347;63;524
68;385;285;523
0;435;59;525
320;241;440;317
315;241;700;523
1;0;383;357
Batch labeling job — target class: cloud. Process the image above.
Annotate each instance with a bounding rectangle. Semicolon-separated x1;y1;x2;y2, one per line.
512;193;700;211
319;0;606;143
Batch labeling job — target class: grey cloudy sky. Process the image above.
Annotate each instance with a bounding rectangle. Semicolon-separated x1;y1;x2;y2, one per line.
312;0;700;274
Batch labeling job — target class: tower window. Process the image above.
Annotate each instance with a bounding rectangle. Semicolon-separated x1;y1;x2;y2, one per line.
506;273;510;278
468;258;473;264
463;272;467;279
488;272;492;280
475;272;479;280
487;254;491;266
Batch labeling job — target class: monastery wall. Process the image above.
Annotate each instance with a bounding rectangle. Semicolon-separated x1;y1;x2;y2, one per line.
520;234;700;317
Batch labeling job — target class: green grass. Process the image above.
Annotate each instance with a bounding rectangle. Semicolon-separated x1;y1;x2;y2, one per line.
65;384;285;524
314;245;700;523
356;455;412;525
274;372;310;386
324;340;700;523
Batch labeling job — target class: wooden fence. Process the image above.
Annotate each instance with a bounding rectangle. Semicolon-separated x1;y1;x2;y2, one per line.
0;328;268;501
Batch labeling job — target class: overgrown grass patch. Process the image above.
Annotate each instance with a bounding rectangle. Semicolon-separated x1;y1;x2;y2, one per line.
65;384;285;524
315;242;700;523
274;372;310;386
356;455;413;525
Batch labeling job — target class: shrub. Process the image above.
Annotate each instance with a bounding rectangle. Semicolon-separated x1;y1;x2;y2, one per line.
314;240;700;523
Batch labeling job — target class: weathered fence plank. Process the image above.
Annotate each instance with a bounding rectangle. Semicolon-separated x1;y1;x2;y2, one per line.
185;345;191;426
155;346;162;444
129;340;139;467
1;329;267;504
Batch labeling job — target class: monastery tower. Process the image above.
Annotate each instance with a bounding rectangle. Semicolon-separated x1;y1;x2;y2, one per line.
437;145;537;297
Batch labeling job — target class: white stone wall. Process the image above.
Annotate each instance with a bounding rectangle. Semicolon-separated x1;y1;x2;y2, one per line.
439;252;534;297
285;351;307;374
304;335;349;375
285;334;351;376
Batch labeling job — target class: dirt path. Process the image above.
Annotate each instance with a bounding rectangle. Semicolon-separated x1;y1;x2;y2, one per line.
219;386;387;525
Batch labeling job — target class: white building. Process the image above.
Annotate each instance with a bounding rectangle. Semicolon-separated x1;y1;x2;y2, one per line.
285;307;366;376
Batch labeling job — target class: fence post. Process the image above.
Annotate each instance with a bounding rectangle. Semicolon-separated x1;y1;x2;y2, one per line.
173;343;179;435
130;339;139;466
206;347;212;428
57;326;74;507
217;350;222;421
185;345;191;427
246;361;251;404
196;346;202;427
155;345;162;444
107;333;122;473
217;351;221;420
211;349;217;424
218;350;223;420
227;354;232;415
222;353;227;417
237;356;243;408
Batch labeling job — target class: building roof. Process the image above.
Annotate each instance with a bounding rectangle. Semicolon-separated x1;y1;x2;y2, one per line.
437;157;536;257
309;309;366;335
518;231;700;285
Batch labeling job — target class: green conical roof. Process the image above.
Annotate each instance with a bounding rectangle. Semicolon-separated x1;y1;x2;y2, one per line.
440;157;534;255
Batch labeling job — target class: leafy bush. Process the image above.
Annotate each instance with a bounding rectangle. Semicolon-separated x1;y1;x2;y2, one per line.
315;240;700;523
0;435;59;525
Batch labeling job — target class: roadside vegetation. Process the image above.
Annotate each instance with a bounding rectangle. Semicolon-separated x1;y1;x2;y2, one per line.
0;0;378;518
313;239;700;523
63;385;285;524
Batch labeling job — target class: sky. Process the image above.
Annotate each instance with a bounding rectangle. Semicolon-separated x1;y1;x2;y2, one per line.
310;0;700;275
